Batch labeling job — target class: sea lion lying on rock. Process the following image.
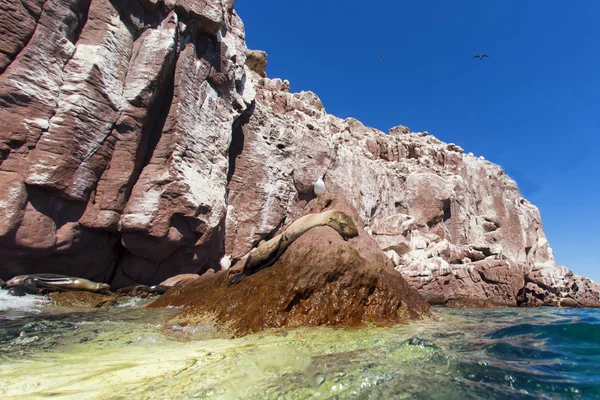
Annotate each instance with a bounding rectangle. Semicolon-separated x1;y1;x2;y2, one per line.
228;209;359;285
3;274;109;295
117;285;170;298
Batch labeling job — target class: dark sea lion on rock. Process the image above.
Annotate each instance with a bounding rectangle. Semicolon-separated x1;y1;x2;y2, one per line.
150;285;170;295
5;274;109;293
117;285;170;298
228;209;359;285
117;285;151;297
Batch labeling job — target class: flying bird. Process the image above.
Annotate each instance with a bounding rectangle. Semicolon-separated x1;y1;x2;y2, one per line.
380;54;385;60
473;54;489;60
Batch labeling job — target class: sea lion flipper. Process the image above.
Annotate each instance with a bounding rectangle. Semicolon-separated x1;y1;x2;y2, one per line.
228;273;247;286
149;285;169;294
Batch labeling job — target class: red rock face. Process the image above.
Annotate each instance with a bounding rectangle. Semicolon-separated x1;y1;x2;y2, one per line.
0;0;252;285
0;0;596;308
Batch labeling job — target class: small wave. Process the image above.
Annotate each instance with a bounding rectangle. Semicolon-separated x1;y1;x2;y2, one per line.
0;289;50;317
486;321;600;343
483;342;560;361
115;297;146;308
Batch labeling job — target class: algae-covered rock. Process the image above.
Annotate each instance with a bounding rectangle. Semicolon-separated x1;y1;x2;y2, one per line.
49;291;118;308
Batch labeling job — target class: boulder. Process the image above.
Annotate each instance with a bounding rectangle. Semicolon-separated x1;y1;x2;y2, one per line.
246;50;267;78
148;194;431;336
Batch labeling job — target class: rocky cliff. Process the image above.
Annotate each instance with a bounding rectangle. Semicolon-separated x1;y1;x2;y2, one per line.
1;0;597;307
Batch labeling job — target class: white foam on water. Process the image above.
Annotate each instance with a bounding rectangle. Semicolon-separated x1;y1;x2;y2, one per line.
0;289;51;315
114;296;145;308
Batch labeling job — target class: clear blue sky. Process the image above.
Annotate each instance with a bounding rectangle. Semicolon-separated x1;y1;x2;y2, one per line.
235;0;600;281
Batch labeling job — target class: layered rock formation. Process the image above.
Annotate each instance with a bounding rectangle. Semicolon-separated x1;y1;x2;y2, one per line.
0;0;250;284
0;0;597;307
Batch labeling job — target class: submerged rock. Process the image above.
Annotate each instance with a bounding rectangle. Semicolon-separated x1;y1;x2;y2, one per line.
148;194;431;336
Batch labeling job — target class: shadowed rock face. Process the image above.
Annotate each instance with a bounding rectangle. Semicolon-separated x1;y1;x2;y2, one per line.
148;195;431;336
0;0;596;308
0;0;251;285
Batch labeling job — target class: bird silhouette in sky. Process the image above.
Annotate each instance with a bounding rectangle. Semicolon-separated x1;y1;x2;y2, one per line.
473;54;489;60
380;54;385;60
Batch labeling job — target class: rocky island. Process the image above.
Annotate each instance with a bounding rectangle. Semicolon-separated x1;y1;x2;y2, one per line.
0;0;598;334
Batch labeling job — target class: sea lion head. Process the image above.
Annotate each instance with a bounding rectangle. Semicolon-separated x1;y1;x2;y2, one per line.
324;210;359;239
94;282;110;291
80;280;109;292
5;275;31;287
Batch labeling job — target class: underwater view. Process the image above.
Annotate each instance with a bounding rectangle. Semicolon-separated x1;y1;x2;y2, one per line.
1;290;599;399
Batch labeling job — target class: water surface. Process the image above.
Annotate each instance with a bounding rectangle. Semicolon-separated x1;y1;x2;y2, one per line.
0;289;598;399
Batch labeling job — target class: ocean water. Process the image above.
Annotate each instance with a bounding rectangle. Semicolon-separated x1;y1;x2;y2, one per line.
0;289;599;399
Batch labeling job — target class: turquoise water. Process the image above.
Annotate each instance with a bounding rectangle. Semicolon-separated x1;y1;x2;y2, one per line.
0;289;599;399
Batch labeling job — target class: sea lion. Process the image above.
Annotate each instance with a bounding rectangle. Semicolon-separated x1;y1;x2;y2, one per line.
117;285;169;298
4;275;31;287
150;285;170;295
4;274;109;293
228;209;359;285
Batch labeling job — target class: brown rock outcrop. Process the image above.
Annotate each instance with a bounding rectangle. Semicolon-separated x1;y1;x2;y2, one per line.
245;50;267;77
0;0;596;308
48;291;118;308
148;194;430;336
